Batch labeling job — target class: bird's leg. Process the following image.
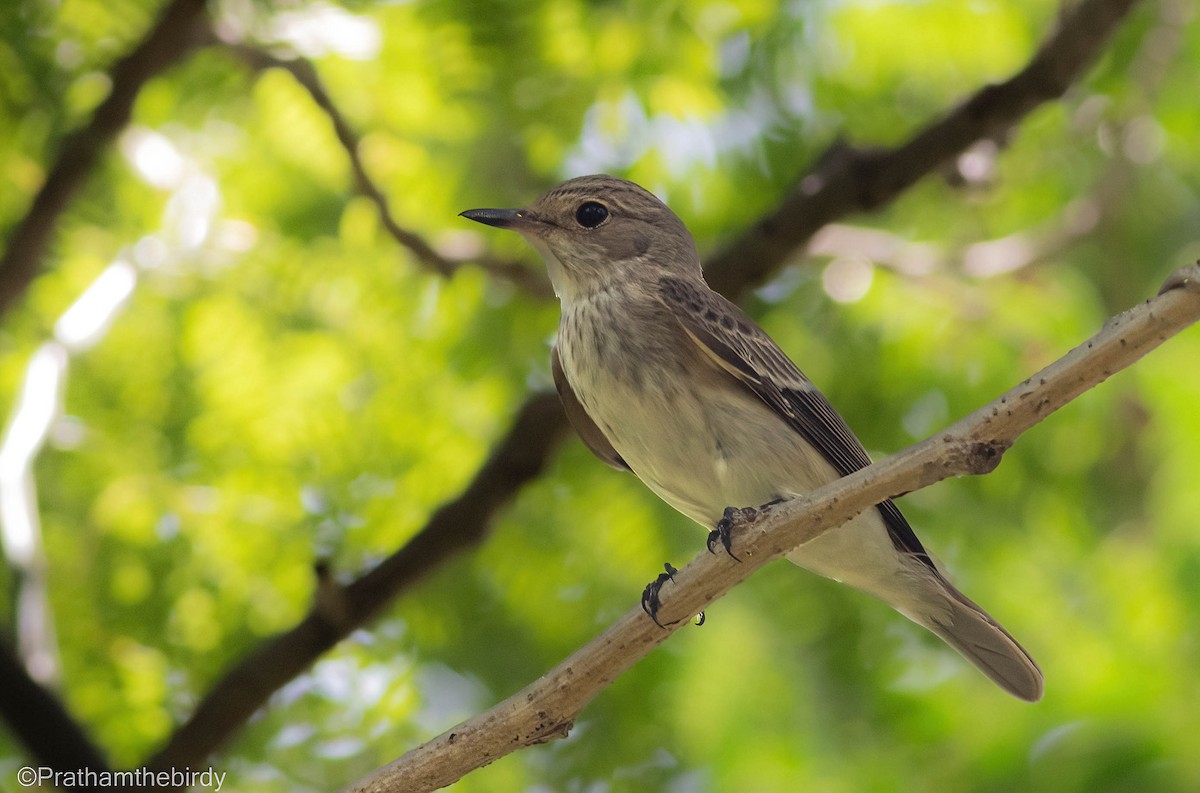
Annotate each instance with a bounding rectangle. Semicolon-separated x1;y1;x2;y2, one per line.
646;497;787;627
641;563;679;628
707;498;784;560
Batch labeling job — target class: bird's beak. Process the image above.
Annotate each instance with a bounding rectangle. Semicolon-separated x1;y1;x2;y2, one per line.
459;208;530;230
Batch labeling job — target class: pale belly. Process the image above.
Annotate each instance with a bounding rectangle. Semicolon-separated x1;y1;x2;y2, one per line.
591;378;830;525
575;371;914;603
557;298;918;608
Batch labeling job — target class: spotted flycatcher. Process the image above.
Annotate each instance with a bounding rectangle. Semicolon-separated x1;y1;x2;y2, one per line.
461;174;1042;701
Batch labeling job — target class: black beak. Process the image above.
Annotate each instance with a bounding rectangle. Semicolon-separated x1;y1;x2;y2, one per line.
459;208;525;229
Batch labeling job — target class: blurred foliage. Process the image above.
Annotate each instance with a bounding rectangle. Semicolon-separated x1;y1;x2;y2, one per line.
2;0;1199;791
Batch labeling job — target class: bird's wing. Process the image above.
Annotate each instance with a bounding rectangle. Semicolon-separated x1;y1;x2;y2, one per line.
552;344;630;471
656;276;932;563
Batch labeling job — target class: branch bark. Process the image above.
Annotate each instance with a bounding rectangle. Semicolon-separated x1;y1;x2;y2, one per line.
344;263;1200;793
704;0;1143;296
0;0;213;319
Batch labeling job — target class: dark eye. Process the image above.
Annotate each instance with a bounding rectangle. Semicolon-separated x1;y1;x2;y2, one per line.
575;201;609;228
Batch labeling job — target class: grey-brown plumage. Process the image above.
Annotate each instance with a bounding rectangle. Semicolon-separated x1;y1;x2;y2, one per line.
461;174;1043;701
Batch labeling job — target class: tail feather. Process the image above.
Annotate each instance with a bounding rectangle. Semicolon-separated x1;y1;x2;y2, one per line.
785;515;1042;700
915;578;1044;702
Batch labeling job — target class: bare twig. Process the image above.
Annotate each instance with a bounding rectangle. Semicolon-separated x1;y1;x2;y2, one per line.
345;263;1200;793
0;0;213;319
226;45;552;297
704;0;1143;296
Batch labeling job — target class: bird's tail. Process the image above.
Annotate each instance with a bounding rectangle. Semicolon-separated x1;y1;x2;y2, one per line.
784;516;1042;700
909;574;1044;702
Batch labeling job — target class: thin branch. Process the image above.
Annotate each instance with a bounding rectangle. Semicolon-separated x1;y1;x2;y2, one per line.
345;263;1200;793
704;0;1143;296
0;0;213;320
226;45;553;297
143;393;569;771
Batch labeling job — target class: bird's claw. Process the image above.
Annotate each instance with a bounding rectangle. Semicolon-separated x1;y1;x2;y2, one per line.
707;506;750;561
641;563;678;628
646;498;785;627
706;500;782;560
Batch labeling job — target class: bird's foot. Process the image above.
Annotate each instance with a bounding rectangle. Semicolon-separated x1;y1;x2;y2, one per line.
706;499;783;560
706;506;752;560
641;563;681;628
641;564;707;628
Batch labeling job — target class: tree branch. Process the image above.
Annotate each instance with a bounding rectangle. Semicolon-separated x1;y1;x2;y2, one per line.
0;636;109;773
344;262;1200;792
0;0;213;775
143;393;569;771
0;0;213;320
704;0;1143;296
226;44;552;297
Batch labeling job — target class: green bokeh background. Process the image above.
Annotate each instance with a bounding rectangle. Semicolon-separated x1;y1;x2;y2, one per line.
2;0;1199;790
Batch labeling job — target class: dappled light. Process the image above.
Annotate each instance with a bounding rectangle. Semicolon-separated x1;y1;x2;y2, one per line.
1;0;1198;791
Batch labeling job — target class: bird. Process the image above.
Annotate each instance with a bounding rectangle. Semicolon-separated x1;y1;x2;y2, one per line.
461;174;1043;701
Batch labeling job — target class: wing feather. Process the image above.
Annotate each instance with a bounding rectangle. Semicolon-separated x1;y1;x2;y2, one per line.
552;344;630;471
657;276;932;564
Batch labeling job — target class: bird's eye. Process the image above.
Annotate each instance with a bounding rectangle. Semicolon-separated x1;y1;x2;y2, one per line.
575;201;609;229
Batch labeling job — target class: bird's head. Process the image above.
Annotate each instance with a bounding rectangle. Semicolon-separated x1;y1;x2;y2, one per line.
461;174;701;300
